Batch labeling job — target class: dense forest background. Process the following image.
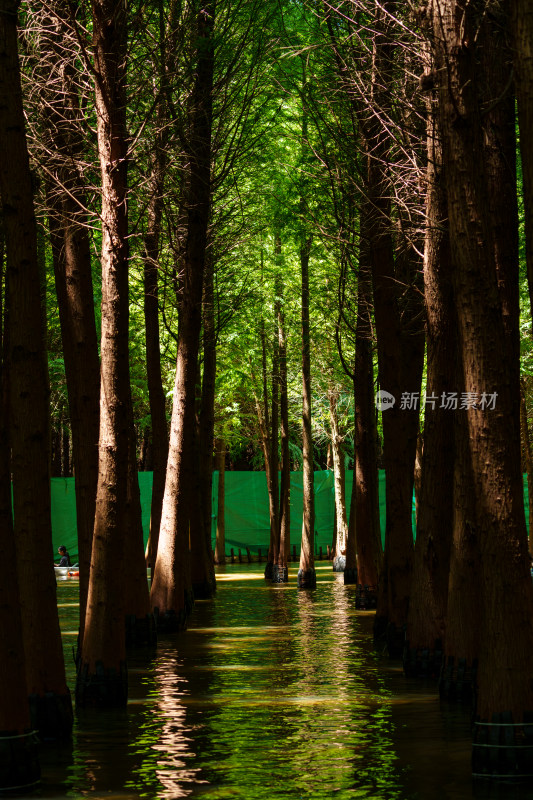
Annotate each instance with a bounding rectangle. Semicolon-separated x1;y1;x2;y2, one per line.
2;0;533;789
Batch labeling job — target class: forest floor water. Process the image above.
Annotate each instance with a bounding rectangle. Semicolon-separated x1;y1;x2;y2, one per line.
37;563;533;800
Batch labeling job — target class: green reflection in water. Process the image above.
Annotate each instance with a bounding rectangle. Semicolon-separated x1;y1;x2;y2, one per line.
50;563;506;800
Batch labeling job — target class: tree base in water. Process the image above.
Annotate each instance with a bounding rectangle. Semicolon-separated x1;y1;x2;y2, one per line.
386;623;405;658
192;579;217;600
403;639;443;679
272;565;288;583
125;613;157;648
264;561;274;580
343;567;358;585
75;661;128;708
472;711;533;780
153;590;195;633
0;729;40;794
356;584;378;609
297;568;316;589
29;691;73;740
332;555;346;572
439;655;477;704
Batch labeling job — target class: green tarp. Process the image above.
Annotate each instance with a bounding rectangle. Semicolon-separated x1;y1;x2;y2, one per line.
49;470;530;561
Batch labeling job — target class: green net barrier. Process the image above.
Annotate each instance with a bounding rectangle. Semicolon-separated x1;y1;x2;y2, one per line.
50;470;530;561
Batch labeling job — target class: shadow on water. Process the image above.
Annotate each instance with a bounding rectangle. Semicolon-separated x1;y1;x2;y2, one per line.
39;564;533;799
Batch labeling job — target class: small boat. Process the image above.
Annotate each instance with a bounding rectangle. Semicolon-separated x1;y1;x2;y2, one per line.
54;564;79;578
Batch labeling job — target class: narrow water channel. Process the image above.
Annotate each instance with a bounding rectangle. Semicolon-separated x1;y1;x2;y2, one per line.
40;563;529;799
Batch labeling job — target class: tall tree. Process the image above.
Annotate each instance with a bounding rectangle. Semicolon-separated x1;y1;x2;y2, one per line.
77;0;131;706
404;86;455;678
298;233;316;589
0;218;40;790
0;0;72;738
431;0;533;741
151;0;215;629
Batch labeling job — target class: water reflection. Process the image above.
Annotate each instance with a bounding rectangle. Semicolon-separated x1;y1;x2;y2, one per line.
47;563;533;800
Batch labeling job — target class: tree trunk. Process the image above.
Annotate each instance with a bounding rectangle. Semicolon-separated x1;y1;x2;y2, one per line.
214;437;226;564
298;236;316;588
265;265;280;580
151;0;214;630
432;0;533;735
274;271;290;583
142;68;168;571
0;219;40;791
363;1;424;655
190;252;217;598
520;379;533;552
351;212;382;589
77;0;130;707
329;389;348;573
511;0;533;323
0;0;72;738
404;95;455;679
123;422;156;647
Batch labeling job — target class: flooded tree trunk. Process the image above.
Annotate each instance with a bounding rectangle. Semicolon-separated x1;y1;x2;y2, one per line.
362;3;423;655
77;0;130;707
191;252;217;597
520;379;533;551
329;389;348;573
298;236;316;589
405;98;454;679
214;438;226;564
432;0;533;732
274;272;290;583
0;218;40;790
0;0;72;737
123;423;156;647
151;0;214;630
142;158;168;571
352;216;382;589
265;261;281;580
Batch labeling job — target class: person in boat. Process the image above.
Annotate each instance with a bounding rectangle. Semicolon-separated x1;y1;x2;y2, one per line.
55;546;71;567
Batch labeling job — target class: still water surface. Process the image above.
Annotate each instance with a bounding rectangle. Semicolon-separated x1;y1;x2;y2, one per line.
39;563;530;800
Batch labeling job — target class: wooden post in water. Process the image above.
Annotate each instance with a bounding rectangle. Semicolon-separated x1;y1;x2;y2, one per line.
319;546;323;560
246;547;252;563
230;548;235;563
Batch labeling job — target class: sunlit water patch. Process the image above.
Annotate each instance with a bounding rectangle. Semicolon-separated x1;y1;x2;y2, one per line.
39;562;532;799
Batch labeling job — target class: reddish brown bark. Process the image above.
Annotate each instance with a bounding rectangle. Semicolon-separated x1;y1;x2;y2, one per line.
77;0;130;706
265;266;280;580
214;438;226;564
511;0;533;320
329;389;348;573
405;99;455;677
274;271;290;583
432;0;533;724
352;215;382;589
142;55;169;570
123;423;155;646
0;218;39;789
190;252;217;598
298;236;316;588
151;0;214;629
520;379;533;552
0;0;72;737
